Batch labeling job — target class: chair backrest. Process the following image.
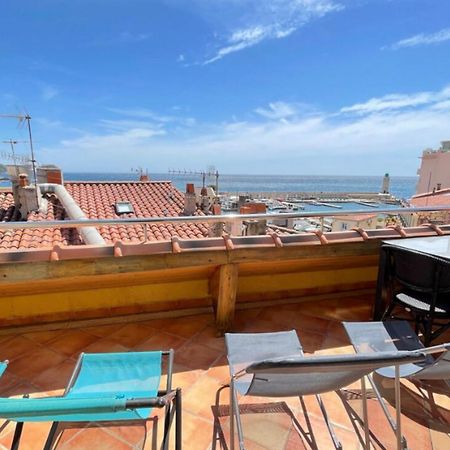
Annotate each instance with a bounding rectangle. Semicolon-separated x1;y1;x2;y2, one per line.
243;352;427;397
384;245;450;294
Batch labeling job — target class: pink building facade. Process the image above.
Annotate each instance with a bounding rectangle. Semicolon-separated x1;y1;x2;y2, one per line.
416;141;450;194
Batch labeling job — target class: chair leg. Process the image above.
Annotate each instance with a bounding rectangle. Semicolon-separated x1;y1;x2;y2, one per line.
367;374;408;449
315;394;342;450
230;380;245;450
11;422;24;450
394;365;402;450
43;422;59;450
175;388;182;450
360;376;370;450
230;382;235;450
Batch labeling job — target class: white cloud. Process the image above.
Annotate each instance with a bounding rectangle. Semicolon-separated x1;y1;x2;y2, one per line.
202;0;343;64
388;28;450;50
41;85;59;101
107;107;196;127
43;85;450;175
340;86;450;114
255;101;299;119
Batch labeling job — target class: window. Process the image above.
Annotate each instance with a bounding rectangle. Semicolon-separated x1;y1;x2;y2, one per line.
115;201;134;214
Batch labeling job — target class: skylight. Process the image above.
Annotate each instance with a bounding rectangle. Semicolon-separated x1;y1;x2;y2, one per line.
115;201;134;214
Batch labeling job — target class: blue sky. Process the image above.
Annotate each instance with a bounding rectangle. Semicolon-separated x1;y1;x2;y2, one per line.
1;0;450;176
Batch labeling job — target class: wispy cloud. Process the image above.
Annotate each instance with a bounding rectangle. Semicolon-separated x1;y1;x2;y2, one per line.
202;0;343;64
340;86;450;114
41;85;59;101
45;84;450;175
387;28;450;50
108;107;196;126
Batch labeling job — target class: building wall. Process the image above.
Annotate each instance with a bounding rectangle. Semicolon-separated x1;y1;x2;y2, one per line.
331;217;377;232
416;150;450;194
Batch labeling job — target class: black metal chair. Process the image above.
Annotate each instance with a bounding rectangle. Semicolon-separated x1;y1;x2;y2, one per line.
381;244;450;346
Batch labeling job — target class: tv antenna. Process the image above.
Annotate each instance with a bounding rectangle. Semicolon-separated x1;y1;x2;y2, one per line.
0;113;38;187
168;168;219;192
1;139;29;175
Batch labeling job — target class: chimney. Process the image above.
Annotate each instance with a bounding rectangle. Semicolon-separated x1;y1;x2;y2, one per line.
19;173;29;187
183;183;197;215
240;202;267;236
37;165;63;185
200;186;210;212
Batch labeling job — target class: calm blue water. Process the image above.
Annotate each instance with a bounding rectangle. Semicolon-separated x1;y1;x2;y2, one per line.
64;172;417;200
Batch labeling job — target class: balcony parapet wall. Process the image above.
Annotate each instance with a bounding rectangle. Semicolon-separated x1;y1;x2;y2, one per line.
0;223;449;332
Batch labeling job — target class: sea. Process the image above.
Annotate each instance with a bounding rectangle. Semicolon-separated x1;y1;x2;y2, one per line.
64;172;417;200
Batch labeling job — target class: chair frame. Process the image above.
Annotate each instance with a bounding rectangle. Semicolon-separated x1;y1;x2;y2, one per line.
8;350;182;450
225;331;426;450
343;320;450;450
381;245;450;345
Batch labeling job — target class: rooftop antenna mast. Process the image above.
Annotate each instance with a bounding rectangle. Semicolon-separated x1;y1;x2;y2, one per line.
0;113;38;187
1;139;28;175
168;168;219;193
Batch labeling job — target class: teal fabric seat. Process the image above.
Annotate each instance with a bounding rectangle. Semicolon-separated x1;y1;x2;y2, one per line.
0;361;7;377
0;351;181;450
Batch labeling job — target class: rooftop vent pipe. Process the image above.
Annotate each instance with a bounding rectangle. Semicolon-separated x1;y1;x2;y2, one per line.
39;183;106;246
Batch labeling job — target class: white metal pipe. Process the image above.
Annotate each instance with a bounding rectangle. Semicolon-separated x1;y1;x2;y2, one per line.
39;183;105;246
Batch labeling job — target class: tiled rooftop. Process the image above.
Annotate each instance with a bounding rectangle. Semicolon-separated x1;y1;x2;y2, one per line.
0;294;448;449
0;181;208;250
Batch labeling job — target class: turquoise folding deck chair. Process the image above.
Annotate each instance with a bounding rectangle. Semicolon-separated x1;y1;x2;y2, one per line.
0;351;181;450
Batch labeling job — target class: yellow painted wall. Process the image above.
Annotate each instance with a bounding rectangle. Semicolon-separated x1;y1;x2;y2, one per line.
0;278;209;321
238;267;377;294
0;264;377;325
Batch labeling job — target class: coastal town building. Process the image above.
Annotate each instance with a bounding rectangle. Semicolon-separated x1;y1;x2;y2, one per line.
331;213;379;232
416;140;450;194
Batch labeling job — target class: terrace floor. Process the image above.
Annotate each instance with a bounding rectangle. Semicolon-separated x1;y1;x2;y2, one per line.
0;293;449;449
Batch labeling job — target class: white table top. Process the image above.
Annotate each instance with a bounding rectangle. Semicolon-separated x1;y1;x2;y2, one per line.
383;235;450;260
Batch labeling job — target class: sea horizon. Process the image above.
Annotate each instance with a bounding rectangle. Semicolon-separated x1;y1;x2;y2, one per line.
64;172;418;200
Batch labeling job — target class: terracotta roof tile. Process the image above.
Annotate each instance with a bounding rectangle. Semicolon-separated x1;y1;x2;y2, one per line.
0;181;208;250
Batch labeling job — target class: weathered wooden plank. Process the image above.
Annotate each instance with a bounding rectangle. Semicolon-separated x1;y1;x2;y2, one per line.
0;241;381;284
210;264;239;334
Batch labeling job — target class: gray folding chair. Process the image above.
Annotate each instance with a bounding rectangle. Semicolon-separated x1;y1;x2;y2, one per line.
343;320;450;450
225;330;426;450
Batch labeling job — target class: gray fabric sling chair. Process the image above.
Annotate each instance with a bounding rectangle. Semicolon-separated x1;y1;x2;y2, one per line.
225;330;426;450
343;320;450;450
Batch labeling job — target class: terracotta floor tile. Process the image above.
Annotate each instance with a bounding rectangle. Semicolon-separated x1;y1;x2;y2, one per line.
82;338;129;354
171;363;204;393
175;342;221;370
132;332;186;352
32;358;77;391
97;422;148;447
183;375;221;419
0;336;41;362
45;330;99;357
182;411;214;450
56;424;134;450
0;297;443;450
190;325;226;352
8;346;66;381
82;323;125;338
0;421;53;450
148;314;211;339
23;329;68;345
108;323;154;348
